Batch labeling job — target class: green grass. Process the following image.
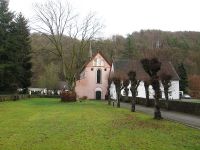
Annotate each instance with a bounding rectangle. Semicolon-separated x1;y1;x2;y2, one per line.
0;98;199;150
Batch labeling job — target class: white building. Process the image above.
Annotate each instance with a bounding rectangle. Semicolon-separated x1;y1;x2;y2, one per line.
110;59;180;100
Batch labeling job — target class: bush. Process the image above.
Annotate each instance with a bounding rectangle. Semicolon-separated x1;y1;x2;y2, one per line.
60;91;76;102
80;96;88;100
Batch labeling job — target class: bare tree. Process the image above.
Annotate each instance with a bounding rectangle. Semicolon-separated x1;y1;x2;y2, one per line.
128;71;140;112
33;0;103;90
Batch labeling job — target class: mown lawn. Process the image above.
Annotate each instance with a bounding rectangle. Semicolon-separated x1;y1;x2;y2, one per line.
0;98;199;150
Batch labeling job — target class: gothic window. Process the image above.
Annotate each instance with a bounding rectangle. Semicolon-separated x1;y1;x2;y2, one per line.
97;69;101;84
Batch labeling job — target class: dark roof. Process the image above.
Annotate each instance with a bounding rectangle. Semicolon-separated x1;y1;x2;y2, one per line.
112;59;179;81
159;61;180;80
111;60;150;81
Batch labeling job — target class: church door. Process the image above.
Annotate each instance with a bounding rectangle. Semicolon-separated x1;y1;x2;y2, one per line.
96;91;101;100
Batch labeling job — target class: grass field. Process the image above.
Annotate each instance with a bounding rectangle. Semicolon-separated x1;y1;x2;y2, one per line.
0;98;199;150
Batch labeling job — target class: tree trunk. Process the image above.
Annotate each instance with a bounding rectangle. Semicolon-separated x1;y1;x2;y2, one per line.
112;100;115;107
144;83;150;107
131;100;135;112
117;91;120;108
164;88;169;110
154;93;162;119
108;99;111;105
107;84;111;105
130;89;136;112
67;79;75;91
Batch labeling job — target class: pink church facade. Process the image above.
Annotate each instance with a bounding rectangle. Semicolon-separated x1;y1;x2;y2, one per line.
75;52;111;100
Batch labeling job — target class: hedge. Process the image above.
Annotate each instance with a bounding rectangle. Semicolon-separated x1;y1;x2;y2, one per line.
120;97;200;116
0;94;29;102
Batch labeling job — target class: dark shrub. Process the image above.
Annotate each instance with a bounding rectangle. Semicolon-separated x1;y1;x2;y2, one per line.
60;91;76;102
80;96;87;100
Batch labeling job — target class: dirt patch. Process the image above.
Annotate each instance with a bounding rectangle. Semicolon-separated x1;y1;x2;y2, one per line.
112;115;164;129
112;114;135;128
132;120;164;129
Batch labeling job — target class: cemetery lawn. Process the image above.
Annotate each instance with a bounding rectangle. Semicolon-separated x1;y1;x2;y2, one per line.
0;98;199;150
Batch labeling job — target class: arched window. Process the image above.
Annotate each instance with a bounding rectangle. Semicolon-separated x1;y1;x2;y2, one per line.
97;69;101;84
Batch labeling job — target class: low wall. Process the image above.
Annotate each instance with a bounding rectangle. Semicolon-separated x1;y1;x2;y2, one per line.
35;95;60;98
120;97;200;116
0;94;60;102
0;94;29;102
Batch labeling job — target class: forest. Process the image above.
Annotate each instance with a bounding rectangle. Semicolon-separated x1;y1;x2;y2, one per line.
31;30;200;97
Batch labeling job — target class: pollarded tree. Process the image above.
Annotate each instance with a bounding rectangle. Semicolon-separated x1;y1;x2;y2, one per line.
128;71;140;112
141;58;162;119
160;73;172;109
33;0;103;91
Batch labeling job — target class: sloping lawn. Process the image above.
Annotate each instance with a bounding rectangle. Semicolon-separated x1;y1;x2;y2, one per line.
0;98;199;150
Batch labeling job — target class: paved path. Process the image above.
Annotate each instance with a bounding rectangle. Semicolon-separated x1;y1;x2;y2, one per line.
120;102;200;130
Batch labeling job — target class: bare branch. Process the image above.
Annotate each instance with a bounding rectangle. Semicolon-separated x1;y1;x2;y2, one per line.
33;0;103;90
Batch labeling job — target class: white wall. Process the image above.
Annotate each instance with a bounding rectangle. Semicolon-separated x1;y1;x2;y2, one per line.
160;80;180;100
136;81;155;99
117;80;180;100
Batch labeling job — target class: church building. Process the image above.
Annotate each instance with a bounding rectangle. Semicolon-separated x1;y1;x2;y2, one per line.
75;51;180;100
75;52;112;99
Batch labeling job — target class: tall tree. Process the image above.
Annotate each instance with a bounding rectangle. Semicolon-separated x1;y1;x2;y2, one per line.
123;34;136;59
0;0;16;92
177;63;188;93
33;0;102;91
141;58;162;119
12;13;32;93
0;1;32;93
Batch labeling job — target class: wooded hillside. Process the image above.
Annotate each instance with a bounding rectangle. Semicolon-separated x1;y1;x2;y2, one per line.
31;30;200;96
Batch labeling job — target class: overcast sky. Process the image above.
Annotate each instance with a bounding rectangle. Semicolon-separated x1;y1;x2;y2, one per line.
9;0;200;38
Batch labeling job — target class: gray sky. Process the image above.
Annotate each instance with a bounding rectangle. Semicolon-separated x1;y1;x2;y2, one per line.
9;0;200;37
